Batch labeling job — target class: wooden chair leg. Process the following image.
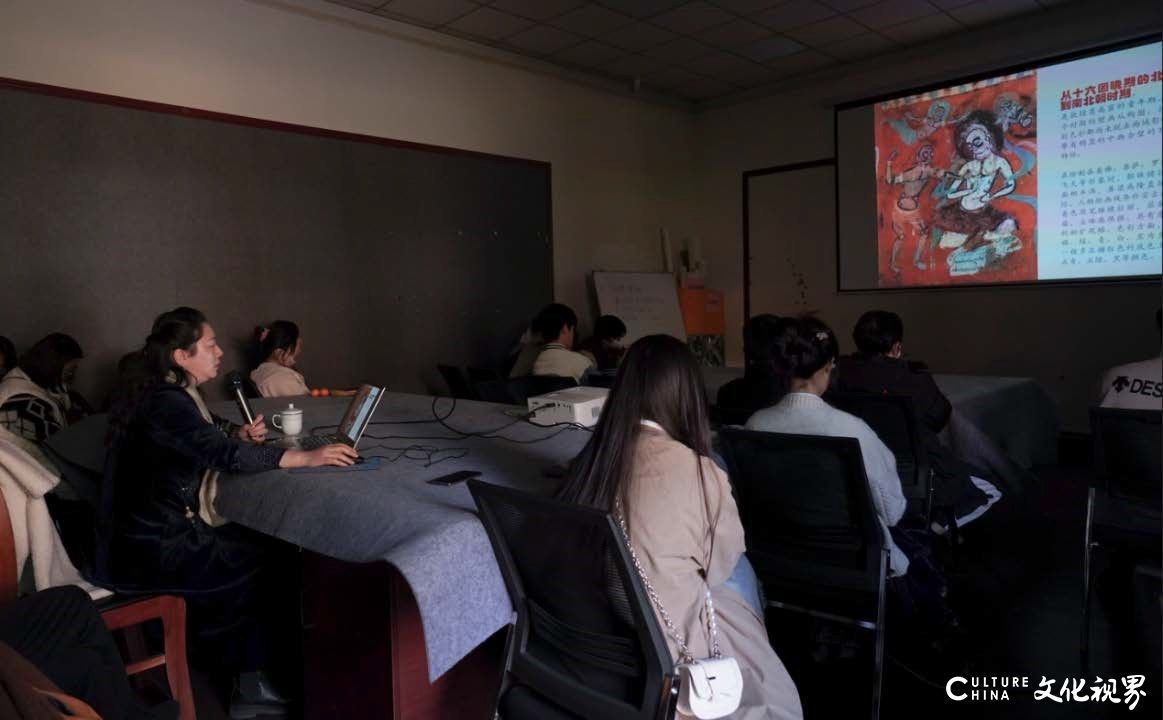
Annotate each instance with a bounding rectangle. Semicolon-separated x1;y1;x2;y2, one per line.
159;596;196;720
101;596;197;720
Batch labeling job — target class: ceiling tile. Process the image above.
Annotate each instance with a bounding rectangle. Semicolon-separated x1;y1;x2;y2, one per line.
601;53;670;76
643;36;717;62
742;34;805;61
764;47;838;72
821;31;896;59
377;0;479;26
786;15;867;45
690;50;757;72
848;0;939;29
489;0;583;21
679;77;740;100
711;61;784;85
551;4;635;36
650;2;736;33
603;21;677;50
947;0;1042;25
446;7;534;40
709;0;785;13
696;18;771;47
325;0;389;11
595;0;686;18
818;0;881;10
753;1;836;30
552;39;628;66
879;11;962;43
645;66;706;88
502;24;584;54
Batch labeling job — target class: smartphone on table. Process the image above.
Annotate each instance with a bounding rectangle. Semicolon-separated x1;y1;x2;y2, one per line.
426;470;481;486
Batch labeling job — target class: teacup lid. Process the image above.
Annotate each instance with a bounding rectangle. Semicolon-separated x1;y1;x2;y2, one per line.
284;403;301;413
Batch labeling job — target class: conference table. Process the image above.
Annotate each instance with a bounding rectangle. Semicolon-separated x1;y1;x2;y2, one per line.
213;393;591;720
210;373;1058;719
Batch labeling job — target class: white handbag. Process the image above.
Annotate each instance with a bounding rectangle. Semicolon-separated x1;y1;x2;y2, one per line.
616;502;744;719
677;657;744;719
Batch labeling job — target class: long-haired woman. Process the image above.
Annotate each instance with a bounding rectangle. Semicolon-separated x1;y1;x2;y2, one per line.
557;334;802;720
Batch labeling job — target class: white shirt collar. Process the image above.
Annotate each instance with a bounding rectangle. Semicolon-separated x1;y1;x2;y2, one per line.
640;419;664;431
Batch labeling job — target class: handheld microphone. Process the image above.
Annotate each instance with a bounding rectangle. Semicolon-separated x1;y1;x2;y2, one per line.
226;371;256;426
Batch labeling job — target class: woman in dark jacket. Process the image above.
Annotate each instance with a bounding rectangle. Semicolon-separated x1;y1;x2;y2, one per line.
102;307;355;712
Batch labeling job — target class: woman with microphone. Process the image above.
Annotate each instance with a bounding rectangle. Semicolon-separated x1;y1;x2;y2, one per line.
103;307;354;716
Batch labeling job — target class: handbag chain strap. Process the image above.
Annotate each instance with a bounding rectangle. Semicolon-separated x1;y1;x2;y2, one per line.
615;499;722;664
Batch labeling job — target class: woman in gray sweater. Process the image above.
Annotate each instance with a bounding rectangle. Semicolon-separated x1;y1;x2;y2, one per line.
745;317;909;577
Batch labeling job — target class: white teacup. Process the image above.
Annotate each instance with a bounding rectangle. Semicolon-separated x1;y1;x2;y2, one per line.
272;404;303;437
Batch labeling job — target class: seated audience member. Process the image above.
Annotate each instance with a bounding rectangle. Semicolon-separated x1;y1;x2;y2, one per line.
746;317;910;578
557;334;803;720
1097;308;1162;410
716;314;788;421
0;336;15;379
0;334;91;446
576;314;627;371
531;303;593;382
250;321;309;397
102;307;357;714
0;586;176;720
835;311;1000;528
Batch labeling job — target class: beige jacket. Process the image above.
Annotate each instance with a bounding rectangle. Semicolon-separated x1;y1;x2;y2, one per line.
250;362;309;398
625;428;802;720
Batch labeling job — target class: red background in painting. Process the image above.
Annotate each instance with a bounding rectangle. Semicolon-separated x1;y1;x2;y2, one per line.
874;74;1038;287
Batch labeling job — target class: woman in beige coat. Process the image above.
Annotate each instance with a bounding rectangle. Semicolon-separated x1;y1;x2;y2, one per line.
557;335;802;720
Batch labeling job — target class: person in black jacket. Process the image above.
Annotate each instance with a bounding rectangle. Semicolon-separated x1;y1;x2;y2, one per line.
715;314;789;424
102;307;357;715
834;311;1000;529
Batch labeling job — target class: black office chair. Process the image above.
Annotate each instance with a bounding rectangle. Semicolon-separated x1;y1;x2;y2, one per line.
719;429;888;720
828;392;935;527
526;375;578;396
469;480;679;720
438;364;478;400
467;366;504;384
1081;407;1162;676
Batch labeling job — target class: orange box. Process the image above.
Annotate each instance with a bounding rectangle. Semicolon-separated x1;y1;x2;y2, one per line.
678;288;725;336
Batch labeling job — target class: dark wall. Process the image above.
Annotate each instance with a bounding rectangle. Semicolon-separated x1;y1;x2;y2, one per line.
0;85;551;404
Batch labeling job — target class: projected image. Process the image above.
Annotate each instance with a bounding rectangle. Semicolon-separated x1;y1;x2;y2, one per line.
876;74;1039;286
852;41;1163;289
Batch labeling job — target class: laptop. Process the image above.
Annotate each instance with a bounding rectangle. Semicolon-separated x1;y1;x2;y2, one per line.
273;384;384;450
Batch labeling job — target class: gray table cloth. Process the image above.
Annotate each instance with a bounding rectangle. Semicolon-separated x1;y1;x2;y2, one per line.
702;366;1059;469
212;393;591;682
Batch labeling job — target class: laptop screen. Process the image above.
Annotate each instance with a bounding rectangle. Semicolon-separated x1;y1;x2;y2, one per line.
338;385;382;443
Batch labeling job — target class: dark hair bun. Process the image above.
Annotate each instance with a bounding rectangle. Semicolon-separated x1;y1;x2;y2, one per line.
775;316;837;380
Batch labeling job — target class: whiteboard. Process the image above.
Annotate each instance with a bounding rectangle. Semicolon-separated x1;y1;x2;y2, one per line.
593;271;687;344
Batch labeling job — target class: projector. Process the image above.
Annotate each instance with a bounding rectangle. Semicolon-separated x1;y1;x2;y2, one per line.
527;386;609;427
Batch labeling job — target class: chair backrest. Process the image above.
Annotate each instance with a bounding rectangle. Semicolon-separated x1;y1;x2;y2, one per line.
467;366;504;384
526;375;579;396
718;429;885;619
474;379;522;405
1090;407;1162;505
0;483;17;603
42;414;109;511
437;364;478;400
478;376;579;406
828;392;930;504
469;480;678;720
